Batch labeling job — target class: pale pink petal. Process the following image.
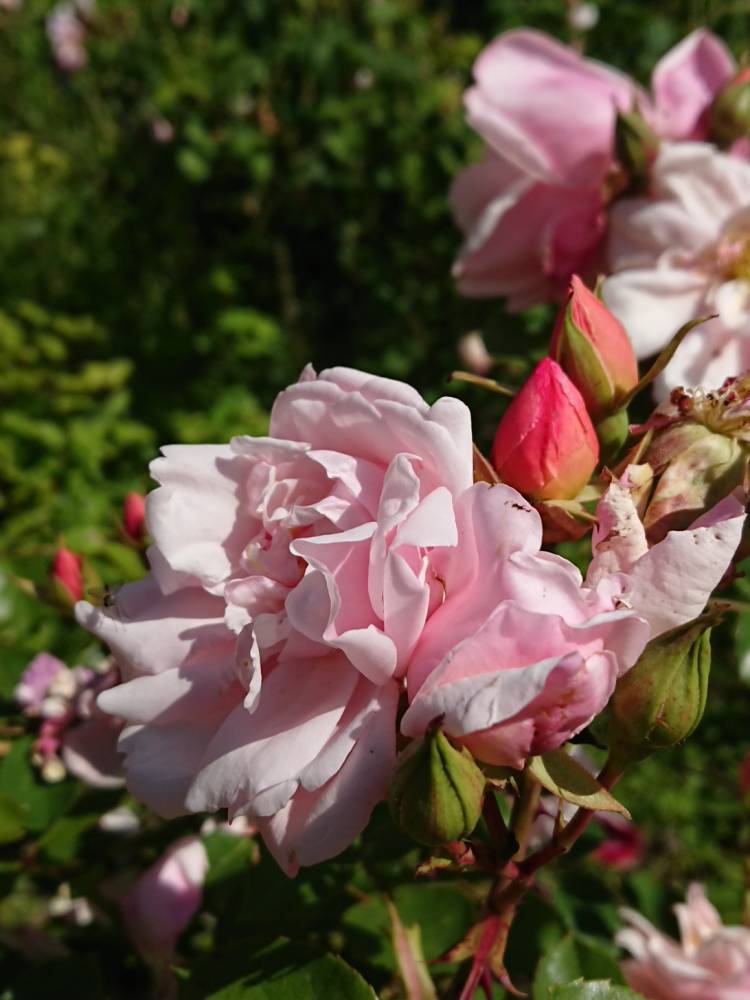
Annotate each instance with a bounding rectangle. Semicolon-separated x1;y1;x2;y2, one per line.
270;367;473;496
259;682;398;875
652;30;735;140
466;29;637;186
626;494;745;636
61;717;124;788
587;479;650;585
603;267;710;360
75;578;229;681
185;656;358;816
147;445;253;593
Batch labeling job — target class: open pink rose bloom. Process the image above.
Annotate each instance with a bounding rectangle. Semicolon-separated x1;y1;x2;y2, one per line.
75;366;745;875
451;28;737;308
618;884;750;999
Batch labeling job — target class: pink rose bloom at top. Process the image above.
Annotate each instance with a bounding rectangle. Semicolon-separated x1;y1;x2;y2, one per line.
617;884;750;999
604;142;750;395
451;29;735;307
76;366;475;875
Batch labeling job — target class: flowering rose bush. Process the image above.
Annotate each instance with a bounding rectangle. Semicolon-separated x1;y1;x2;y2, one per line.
451;29;736;306
617;884;750;999
75;364;744;882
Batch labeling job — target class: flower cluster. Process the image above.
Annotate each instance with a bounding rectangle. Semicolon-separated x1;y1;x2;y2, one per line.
15;652;123;787
75;352;744;875
452;27;750;393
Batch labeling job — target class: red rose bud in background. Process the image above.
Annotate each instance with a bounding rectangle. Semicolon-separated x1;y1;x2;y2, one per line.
491;357;599;501
123;491;146;545
551;276;639;459
51;547;84;606
710;67;750;149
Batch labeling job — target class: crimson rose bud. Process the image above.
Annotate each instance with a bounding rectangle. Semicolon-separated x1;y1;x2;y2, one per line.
51;547;84;605
491;358;599;501
123;491;147;544
551;275;639;420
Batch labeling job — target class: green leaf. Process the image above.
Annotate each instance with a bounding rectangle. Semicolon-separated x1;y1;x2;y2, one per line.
200;942;377;999
547;981;644;999
618;315;714;408
528;751;630;817
0;737;76;831
0;790;26;843
533;935;581;999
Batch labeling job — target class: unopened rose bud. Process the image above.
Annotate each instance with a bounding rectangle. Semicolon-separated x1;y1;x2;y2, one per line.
491;358;599;500
123;491;146;544
608;612;717;770
389;729;485;847
551;276;639;422
614;106;660;188
637;374;750;542
51;547;84;605
711;68;750;148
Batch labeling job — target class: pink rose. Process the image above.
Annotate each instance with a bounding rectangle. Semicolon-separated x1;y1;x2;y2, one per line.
452;29;735;307
401;470;743;769
618;884;750;999
77;367;473;875
121;836;208;966
605;142;750;395
400;483;649;768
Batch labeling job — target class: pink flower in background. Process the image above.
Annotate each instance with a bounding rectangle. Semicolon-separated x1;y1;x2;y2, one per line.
46;0;94;73
604;142;750;395
15;653;123;787
592;813;646;871
14;653;66;715
77;366;473;875
0;0;23;10
121;837;208;966
618;884;750;999
451;29;735;307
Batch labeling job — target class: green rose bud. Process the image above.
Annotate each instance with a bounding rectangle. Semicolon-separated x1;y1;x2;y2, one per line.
608;611;718;770
389;729;485;846
710;68;750;148
614;106;660;190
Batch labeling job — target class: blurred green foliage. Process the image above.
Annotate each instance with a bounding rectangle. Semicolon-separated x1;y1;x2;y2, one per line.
0;1;749;997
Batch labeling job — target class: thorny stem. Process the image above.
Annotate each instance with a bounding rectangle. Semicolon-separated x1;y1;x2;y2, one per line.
492;757;624;916
509;771;542;862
